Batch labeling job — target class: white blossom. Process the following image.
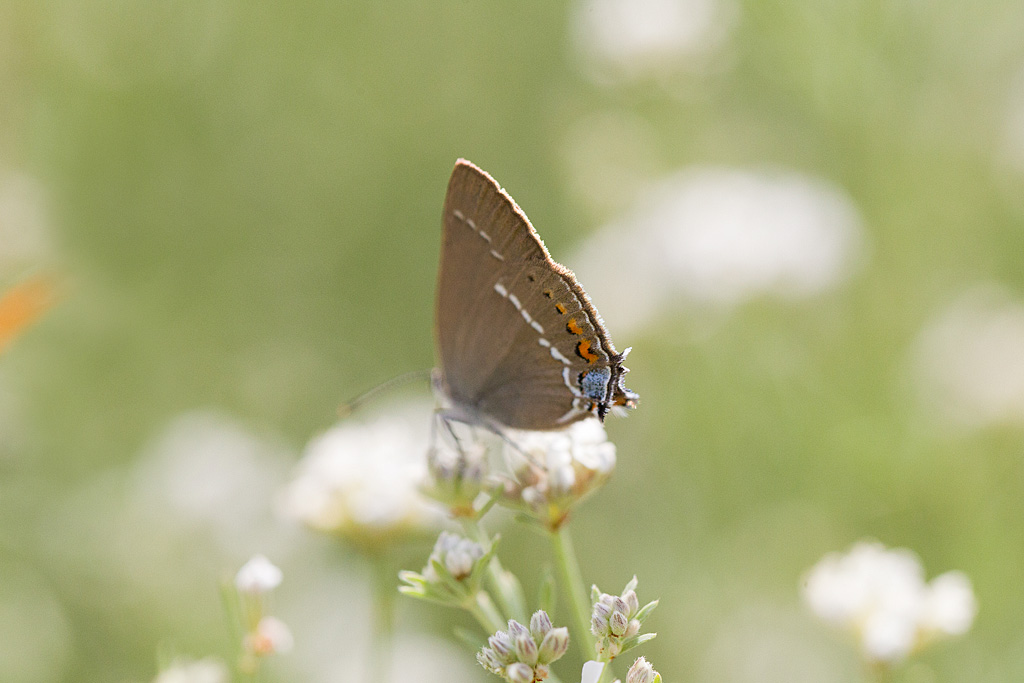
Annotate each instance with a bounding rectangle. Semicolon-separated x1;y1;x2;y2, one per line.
572;0;738;83
580;661;606;683
235;554;283;594
802;541;977;663
500;419;616;527
921;571;978;637
422;532;485;583
279;402;442;542
573;167;864;332
912;286;1024;430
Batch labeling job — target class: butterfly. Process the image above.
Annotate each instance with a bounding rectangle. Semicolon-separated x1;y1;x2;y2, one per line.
433;159;637;432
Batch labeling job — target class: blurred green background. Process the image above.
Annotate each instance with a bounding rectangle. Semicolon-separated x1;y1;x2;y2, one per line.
3;0;1024;681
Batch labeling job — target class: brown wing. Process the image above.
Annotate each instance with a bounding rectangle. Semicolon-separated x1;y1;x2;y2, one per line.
435;159;623;430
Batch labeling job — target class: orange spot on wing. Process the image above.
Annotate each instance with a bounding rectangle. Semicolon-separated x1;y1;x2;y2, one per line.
566;318;583;335
542;289;554;298
555;303;567;314
0;275;58;354
576;339;599;363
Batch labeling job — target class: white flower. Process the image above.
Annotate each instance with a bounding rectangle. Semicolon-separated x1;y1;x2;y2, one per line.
912;286;1024;430
279;402;442;542
921;571;978;637
572;167;865;333
245;616;294;656
235;554;283;594
153;657;229;683
571;0;738;83
514;419;616;477
133;411;291;531
861;610;917;663
802;541;977;663
423;531;485;583
500;419;616;528
580;661;606;683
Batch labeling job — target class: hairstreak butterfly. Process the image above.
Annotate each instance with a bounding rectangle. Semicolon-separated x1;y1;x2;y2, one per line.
434;159;638;432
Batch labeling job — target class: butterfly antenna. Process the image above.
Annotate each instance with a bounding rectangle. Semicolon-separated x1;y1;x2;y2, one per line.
337;369;433;418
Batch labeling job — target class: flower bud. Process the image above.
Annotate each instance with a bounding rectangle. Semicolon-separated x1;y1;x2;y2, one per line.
610;610;629;636
622;589;639;615
514;631;539;666
477;648;502;672
446;546;475;578
489;631;515;661
613;596;629;615
530;610;553;639
626;656;660;683
507;619;530;639
506;662;534;683
625;619;641;638
538;627;570;664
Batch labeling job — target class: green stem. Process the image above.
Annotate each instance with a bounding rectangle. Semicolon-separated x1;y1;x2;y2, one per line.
468;590;507;634
218;578;260;682
549;525;596;660
461;518;526;622
370;556;397;683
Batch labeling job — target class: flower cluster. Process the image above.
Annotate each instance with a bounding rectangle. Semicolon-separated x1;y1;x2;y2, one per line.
279;403;442;547
591;576;659;660
233;555;293;672
477;611;570;683
498;419;616;529
422;429;490;517
802;541;977;663
399;531;494;605
425;531;486;582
